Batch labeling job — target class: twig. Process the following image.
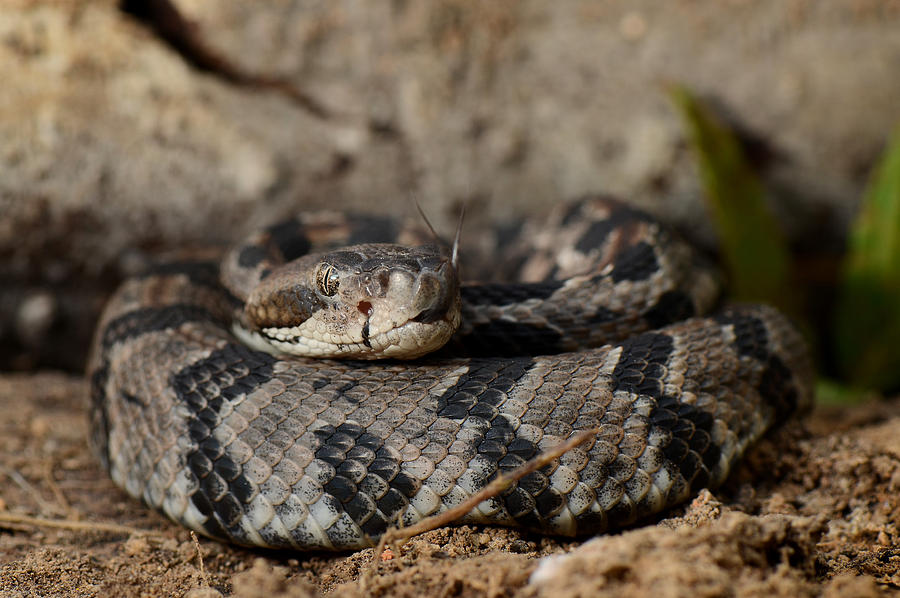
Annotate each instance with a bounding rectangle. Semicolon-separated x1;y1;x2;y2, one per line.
0;511;164;537
42;460;73;516
374;427;599;558
0;465;56;515
190;531;210;588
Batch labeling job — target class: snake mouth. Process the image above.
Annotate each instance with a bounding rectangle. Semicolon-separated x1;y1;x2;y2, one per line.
357;301;374;348
411;304;448;324
360;312;372;349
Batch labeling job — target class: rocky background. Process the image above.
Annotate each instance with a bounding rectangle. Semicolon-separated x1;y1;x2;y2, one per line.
2;0;900;371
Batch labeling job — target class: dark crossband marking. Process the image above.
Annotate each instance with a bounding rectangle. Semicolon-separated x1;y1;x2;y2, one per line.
88;366;112;468
453;319;564;357
462;281;564;306
172;343;276;542
758;355;798;420
266;221;312;262
716;312;799;418
575;219;617;254
716;312;771;361
587;306;619;324
134;261;243;308
649;396;721;493
642;290;695;328
137;260;220;284
92;303;223;469
610;242;659;283
344;215;397;246
611;332;674;400
572;201;653;253
101;304;224;350
237;245;269;269
433;357;566;527
611;331;722;491
309;415;403;542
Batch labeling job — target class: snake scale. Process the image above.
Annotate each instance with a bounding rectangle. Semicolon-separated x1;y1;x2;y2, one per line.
88;196;813;550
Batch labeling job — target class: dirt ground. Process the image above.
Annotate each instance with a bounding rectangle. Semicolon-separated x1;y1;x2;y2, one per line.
0;373;898;597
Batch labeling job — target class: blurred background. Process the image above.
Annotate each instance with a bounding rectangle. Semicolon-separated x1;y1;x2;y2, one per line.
2;0;900;385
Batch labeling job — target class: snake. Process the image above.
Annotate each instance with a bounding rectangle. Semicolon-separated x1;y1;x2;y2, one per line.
87;196;814;550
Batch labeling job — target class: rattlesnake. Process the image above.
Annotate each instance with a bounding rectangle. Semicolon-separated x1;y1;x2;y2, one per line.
88;196;813;550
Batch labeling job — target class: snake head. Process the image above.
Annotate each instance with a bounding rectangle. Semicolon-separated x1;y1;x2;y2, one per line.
237;243;461;359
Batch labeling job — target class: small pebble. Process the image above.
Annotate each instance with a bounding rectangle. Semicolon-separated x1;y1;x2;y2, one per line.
123;535;151;556
509;540;533;553
619;11;647;40
29;416;50;440
15;292;56;347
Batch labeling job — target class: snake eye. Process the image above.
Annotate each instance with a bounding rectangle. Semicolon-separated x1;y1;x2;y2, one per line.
315;262;340;296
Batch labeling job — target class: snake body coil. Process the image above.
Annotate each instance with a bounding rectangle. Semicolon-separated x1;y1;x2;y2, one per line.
88;197;813;550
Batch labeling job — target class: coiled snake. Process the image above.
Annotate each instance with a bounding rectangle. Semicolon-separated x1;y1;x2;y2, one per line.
88;196;813;550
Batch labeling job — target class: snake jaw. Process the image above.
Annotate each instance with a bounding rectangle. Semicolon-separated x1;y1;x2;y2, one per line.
237;242;460;360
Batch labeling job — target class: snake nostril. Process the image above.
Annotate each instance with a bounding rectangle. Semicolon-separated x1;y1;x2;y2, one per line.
358;301;373;316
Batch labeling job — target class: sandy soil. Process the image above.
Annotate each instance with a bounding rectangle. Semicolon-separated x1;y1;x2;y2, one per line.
0;373;898;597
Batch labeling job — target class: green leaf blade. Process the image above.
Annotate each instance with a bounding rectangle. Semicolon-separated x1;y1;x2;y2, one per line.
834;122;900;390
670;86;795;315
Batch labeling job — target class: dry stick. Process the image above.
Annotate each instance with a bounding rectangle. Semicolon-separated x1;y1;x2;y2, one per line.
42;460;73;516
190;531;211;589
374;427;599;558
0;465;56;515
0;511;163;537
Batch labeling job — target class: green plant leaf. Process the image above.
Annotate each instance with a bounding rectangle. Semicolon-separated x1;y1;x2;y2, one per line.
814;378;879;406
834;122;900;390
670;86;794;315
